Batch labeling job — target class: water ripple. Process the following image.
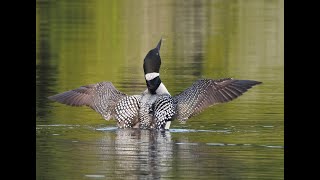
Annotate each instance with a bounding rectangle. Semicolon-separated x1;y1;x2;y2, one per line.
37;124;80;127
170;128;230;133
84;174;105;178
206;143;225;146
95;127;231;133
95;127;118;131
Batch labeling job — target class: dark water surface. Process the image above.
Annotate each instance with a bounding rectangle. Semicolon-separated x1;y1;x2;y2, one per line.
36;0;283;179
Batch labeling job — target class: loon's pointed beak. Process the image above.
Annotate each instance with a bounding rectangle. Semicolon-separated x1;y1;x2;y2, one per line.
156;37;162;51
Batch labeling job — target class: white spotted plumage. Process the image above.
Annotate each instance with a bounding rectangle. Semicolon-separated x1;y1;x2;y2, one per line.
114;95;141;128
113;90;175;129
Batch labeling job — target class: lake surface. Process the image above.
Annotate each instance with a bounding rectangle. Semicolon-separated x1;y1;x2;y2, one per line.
36;0;284;179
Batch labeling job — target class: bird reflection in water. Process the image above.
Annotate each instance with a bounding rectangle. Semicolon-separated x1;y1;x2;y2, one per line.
98;129;173;179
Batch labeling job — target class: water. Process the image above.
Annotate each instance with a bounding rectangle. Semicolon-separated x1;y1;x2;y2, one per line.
36;0;284;179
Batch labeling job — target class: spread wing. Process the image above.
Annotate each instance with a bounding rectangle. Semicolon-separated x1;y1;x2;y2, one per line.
48;82;127;120
173;78;262;121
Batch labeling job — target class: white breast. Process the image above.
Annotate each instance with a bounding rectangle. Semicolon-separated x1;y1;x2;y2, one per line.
156;83;170;95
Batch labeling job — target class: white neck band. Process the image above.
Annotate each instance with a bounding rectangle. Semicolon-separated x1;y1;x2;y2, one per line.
145;72;159;81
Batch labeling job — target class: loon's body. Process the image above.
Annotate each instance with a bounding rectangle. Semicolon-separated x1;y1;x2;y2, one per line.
48;38;261;130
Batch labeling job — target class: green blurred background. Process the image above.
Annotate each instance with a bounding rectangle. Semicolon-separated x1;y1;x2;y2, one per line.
36;0;283;179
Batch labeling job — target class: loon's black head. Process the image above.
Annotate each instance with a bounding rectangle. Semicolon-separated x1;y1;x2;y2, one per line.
143;38;162;94
143;38;162;74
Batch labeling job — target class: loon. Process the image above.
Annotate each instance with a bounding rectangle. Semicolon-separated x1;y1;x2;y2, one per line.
48;38;261;130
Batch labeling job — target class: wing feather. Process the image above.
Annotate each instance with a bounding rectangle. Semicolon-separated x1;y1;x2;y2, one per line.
173;78;261;121
48;82;127;120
